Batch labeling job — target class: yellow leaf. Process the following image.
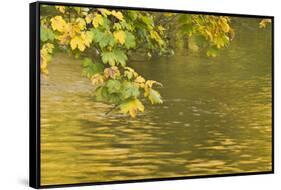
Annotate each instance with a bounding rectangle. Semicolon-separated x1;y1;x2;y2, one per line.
70;36;86;51
150;30;164;46
221;20;230;33
40;59;48;74
70;32;92;52
158;25;165;31
91;74;104;86
98;8;111;16
145;80;162;88
135;76;145;83
76;18;86;30
111;10;124;21
50;16;66;32
134;76;146;88
92;14;103;28
85;14;93;24
259;19;271;28
114;30;126;45
55;6;65;13
119;98;144;118
81;32;93;47
40;43;54;74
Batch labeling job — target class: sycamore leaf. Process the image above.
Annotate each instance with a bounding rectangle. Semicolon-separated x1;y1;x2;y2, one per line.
71;36;86;51
91;29;115;48
85;14;94;24
119;98;144;118
221;21;230;33
92;14;104;28
101;52;115;66
124;67;138;80
113;30;126;45
40;43;54;75
158;25;166;31
98;8;111;16
135;76;145;84
150;30;164;46
106;79;121;94
146;88;163;104
40;27;55;42
111;10;124;21
104;66;120;79
70;32;92;51
73;7;81;14
124;31;136;49
50;16;66;32
76;18;86;30
259;19;271;28
91;73;104;86
121;81;140;99
82;58;104;78
145;80;163;88
141;15;154;28
55;6;65;13
101;49;127;66
114;49;127;66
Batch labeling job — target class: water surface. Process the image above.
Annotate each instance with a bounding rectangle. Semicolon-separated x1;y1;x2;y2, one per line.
40;18;272;185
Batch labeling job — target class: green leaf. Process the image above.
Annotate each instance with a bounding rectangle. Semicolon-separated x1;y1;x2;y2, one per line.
121;81;140;99
94;86;108;102
95;86;121;104
119;98;144;118
180;23;193;36
114;49;127;66
141;15;154;29
101;51;115;66
40;26;55;42
82;58;104;78
100;32;115;48
124;31;136;49
91;29;114;48
128;11;138;20
101;49;127;66
178;14;192;24
106;79;121;94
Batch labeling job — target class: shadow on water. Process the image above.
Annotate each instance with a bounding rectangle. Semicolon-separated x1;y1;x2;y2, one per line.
40;18;272;185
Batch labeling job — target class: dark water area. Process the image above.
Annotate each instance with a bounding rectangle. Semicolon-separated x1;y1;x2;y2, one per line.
40;18;272;185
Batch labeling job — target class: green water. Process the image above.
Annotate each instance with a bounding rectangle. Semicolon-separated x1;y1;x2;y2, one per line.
40;18;272;185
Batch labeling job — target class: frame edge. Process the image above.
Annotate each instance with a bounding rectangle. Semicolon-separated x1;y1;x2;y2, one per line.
29;1;40;189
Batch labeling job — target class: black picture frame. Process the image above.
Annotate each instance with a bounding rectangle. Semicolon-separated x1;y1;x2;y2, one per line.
30;1;274;189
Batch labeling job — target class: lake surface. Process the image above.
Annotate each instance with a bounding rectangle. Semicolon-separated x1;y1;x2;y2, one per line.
40;18;272;185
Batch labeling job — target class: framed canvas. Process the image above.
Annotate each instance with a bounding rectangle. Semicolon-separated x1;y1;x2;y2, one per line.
29;1;274;188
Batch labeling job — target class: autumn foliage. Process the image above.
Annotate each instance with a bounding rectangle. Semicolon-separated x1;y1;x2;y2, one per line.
40;5;234;117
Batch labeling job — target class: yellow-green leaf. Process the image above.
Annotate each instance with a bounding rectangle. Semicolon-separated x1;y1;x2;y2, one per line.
55;6;65;13
76;18;86;30
111;10;124;21
98;8;111;16
114;30;126;45
147;89;163;104
119;98;144;118
92;14;104;28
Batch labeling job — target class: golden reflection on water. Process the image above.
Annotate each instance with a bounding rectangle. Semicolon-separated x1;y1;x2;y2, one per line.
40;19;272;185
